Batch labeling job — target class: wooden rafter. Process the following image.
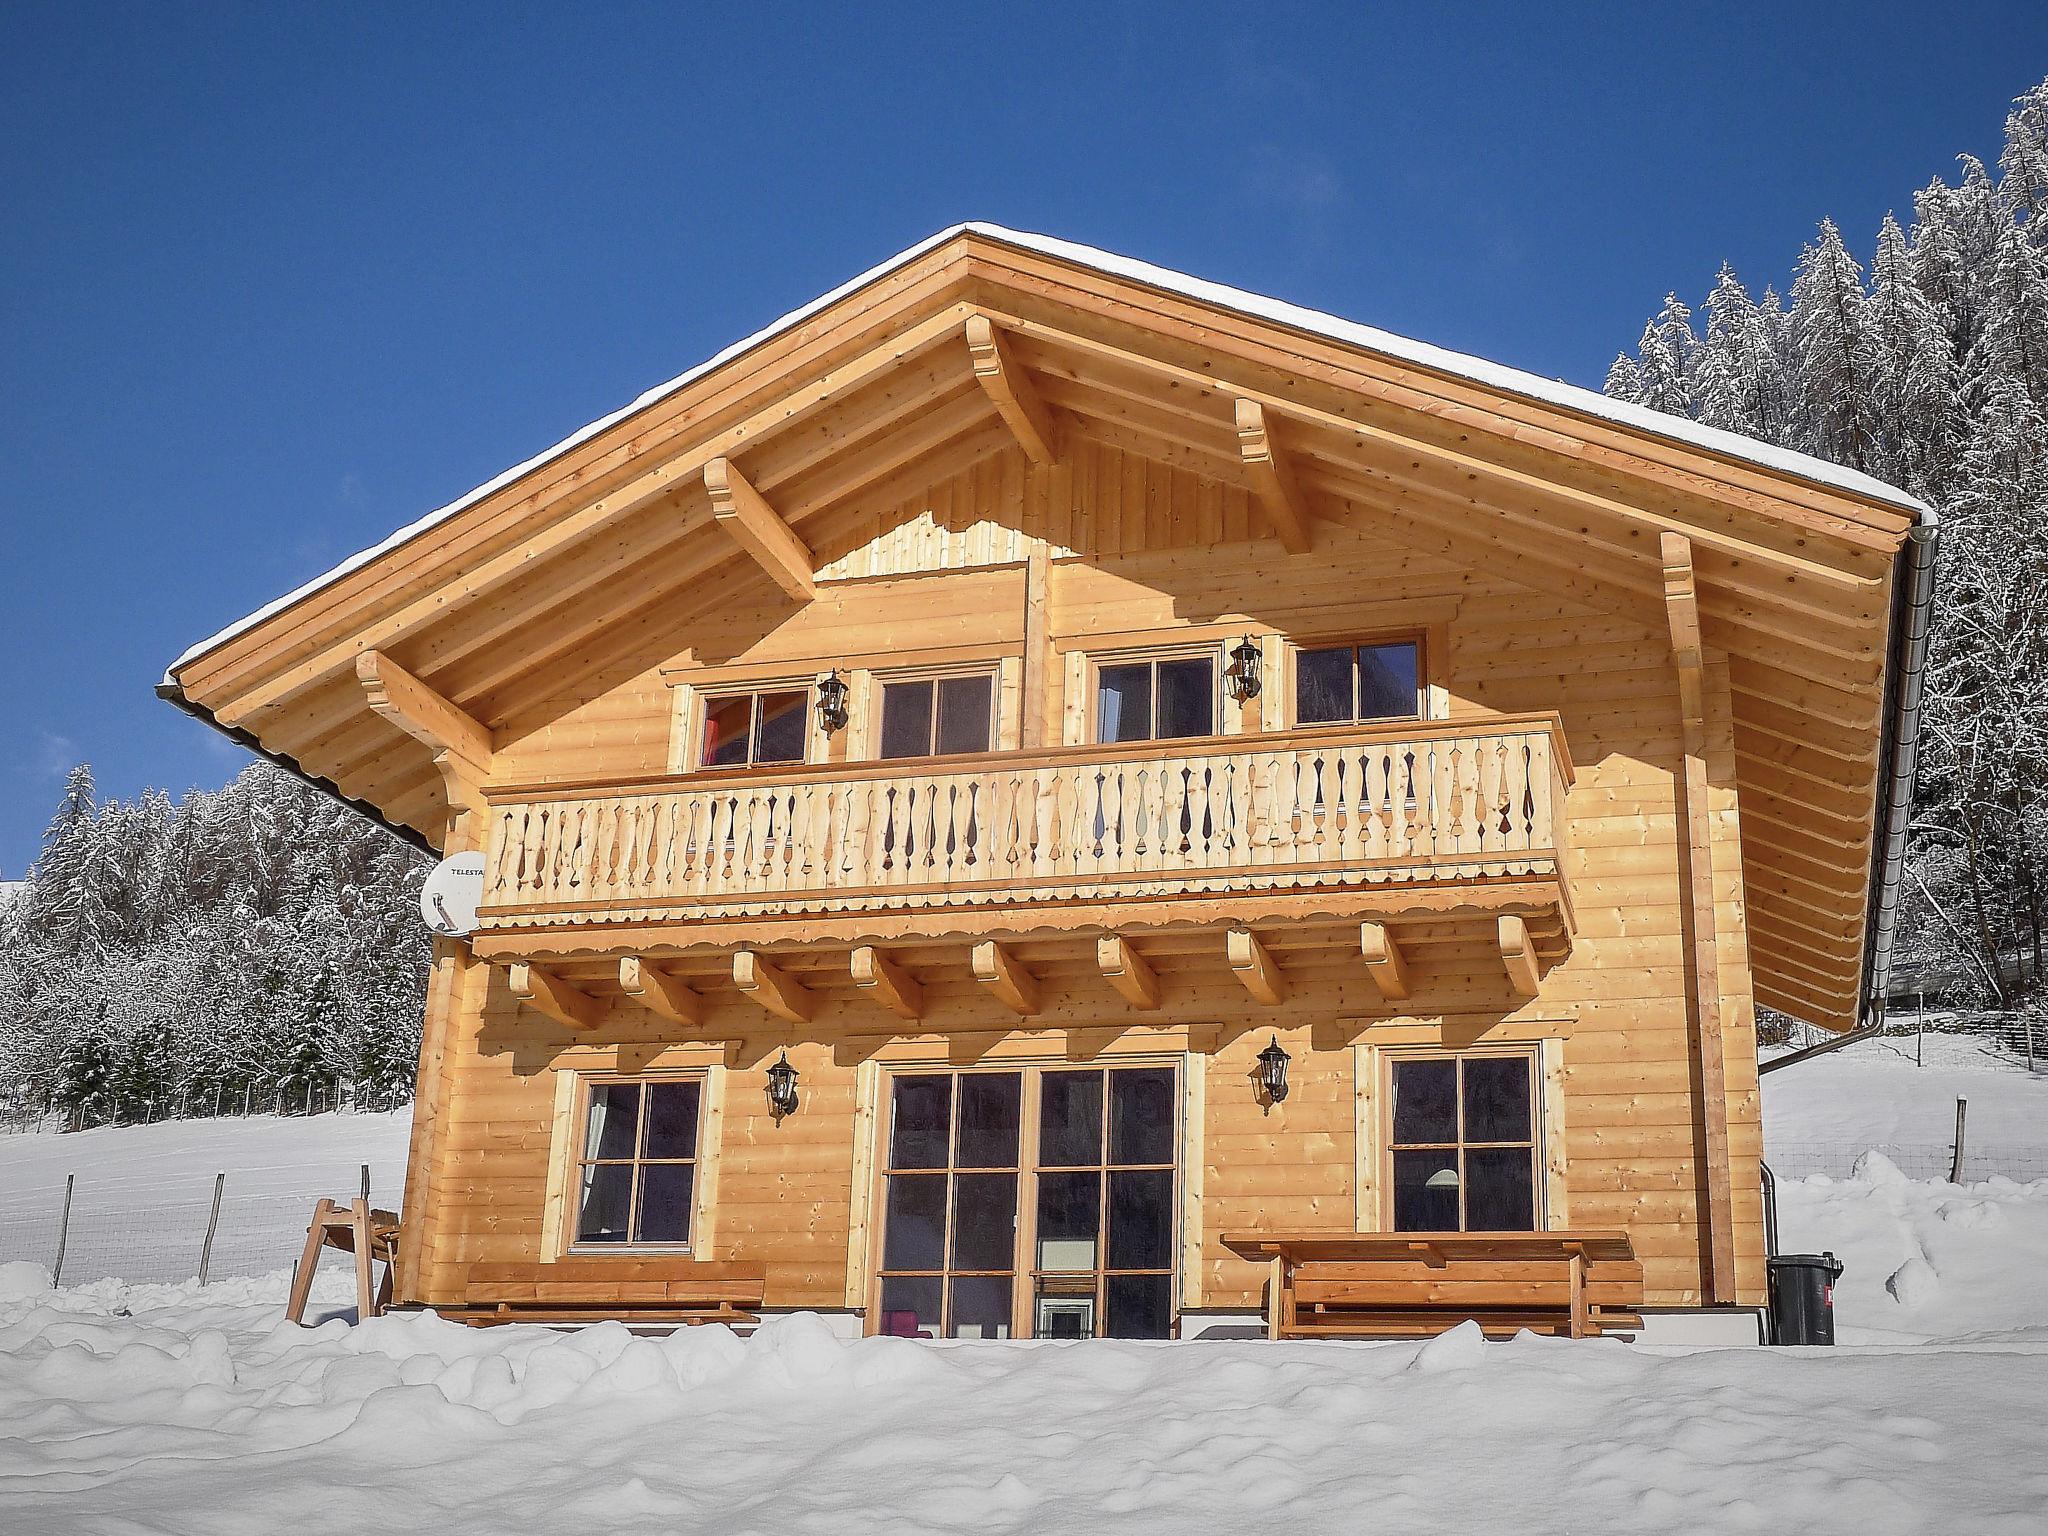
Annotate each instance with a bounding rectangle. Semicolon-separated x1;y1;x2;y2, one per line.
851;945;923;1020
704;457;815;601
618;957;704;1028
965;313;1060;465
1096;934;1162;1011
734;948;816;1023
1233;399;1313;554
354;650;491;813
1497;915;1540;998
972;940;1041;1016
1227;928;1287;1005
1359;921;1411;1000
507;961;606;1032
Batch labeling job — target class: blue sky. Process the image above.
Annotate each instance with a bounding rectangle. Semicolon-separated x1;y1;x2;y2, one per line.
3;2;2043;876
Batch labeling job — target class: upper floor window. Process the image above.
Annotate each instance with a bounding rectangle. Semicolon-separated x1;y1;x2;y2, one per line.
574;1077;703;1248
880;673;995;759
1096;655;1216;743
1295;640;1422;726
701;688;808;768
1387;1053;1536;1233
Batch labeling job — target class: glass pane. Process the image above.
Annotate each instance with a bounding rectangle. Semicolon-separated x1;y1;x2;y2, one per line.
1039;1070;1104;1166
1108;1068;1175;1166
889;1075;952;1169
753;690;808;764
935;675;994;756
881;1173;948;1271
878;1275;941;1338
1463;1057;1532;1144
1107;1169;1173;1270
584;1083;641;1160
1358;642;1419;720
879;680;935;760
702;694;755;767
575;1161;634;1243
1393;1148;1461;1231
1295;645;1354;724
1104;1274;1172;1339
950;1173;1018;1272
1390;1060;1458;1145
1035;1170;1101;1271
1465;1148;1536;1231
1155;657;1215;739
948;1275;1013;1339
637;1163;695;1244
641;1082;700;1160
956;1073;1022;1168
1096;664;1152;743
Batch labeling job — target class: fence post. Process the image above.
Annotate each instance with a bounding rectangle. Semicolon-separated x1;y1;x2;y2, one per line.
52;1173;75;1286
1950;1097;1969;1184
198;1171;226;1285
360;1163;371;1205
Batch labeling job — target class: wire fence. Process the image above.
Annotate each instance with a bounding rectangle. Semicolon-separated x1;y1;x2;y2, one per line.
0;1079;413;1136
1763;1139;2048;1183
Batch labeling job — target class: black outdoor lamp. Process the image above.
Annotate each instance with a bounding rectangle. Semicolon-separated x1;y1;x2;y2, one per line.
1227;635;1263;702
1256;1036;1291;1104
815;670;850;735
766;1051;800;1123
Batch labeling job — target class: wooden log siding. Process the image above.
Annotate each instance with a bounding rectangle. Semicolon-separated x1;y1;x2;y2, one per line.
475;715;1573;928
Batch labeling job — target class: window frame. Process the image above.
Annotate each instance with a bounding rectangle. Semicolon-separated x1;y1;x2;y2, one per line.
870;664;1001;761
566;1071;709;1254
1379;1046;1542;1234
1286;631;1430;729
1087;643;1226;746
690;682;816;772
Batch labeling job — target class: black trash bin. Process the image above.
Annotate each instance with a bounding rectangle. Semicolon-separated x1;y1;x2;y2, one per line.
1767;1252;1844;1344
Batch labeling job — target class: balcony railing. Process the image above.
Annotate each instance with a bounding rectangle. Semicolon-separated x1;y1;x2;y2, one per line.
475;714;1573;932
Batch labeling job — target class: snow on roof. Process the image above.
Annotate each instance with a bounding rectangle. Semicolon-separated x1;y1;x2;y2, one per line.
167;222;1932;682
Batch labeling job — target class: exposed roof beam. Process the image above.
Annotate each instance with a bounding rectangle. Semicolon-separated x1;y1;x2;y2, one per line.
1498;914;1540;998
1096;934;1162;1011
704;457;815;601
507;961;606;1032
1359;921;1412;1000
1226;927;1287;1005
972;940;1041;1016
1233;399;1313;553
966;313;1060;465
851;945;924;1020
619;957;704;1028
353;650;491;815
734;948;816;1023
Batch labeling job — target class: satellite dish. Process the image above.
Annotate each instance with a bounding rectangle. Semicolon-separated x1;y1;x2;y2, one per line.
419;852;487;938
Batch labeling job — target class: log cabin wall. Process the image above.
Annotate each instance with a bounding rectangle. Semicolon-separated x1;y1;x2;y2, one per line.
405;445;1766;1316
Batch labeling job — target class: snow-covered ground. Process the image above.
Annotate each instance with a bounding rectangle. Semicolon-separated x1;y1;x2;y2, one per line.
0;1031;2043;1533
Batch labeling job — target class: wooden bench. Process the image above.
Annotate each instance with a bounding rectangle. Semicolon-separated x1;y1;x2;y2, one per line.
1221;1230;1644;1340
285;1198;401;1326
436;1258;767;1328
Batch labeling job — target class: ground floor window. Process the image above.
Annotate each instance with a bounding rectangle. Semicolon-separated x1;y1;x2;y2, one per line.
1387;1052;1538;1232
572;1076;703;1248
875;1064;1179;1339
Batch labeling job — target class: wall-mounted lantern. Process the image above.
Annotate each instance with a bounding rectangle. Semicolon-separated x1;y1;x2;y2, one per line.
766;1051;801;1123
1227;636;1263;702
1256;1036;1291;1105
815;670;850;735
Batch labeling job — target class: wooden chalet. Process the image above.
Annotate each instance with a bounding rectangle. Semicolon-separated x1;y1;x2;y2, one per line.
163;225;1936;1341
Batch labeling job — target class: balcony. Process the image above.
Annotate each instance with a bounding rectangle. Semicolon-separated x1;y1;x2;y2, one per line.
473;714;1574;951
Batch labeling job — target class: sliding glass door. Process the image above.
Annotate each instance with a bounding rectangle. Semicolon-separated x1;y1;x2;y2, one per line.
874;1063;1179;1339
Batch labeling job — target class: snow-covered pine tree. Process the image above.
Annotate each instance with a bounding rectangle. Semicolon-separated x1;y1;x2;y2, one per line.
1789;218;1879;471
1866;213;1958;495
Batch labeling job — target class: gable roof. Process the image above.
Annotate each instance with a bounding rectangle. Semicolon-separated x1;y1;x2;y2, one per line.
167;222;1929;681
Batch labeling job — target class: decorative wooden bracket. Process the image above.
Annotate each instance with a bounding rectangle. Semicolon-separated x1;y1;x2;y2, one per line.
966;313;1060;466
1096;934;1161;1011
619;957;704;1028
1497;915;1540;998
704;456;815;602
734;948;816;1023
1234;399;1313;554
355;650;491;814
1359;921;1411;999
507;961;606;1032
1227;928;1287;1005
852;945;924;1020
972;940;1042;1016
